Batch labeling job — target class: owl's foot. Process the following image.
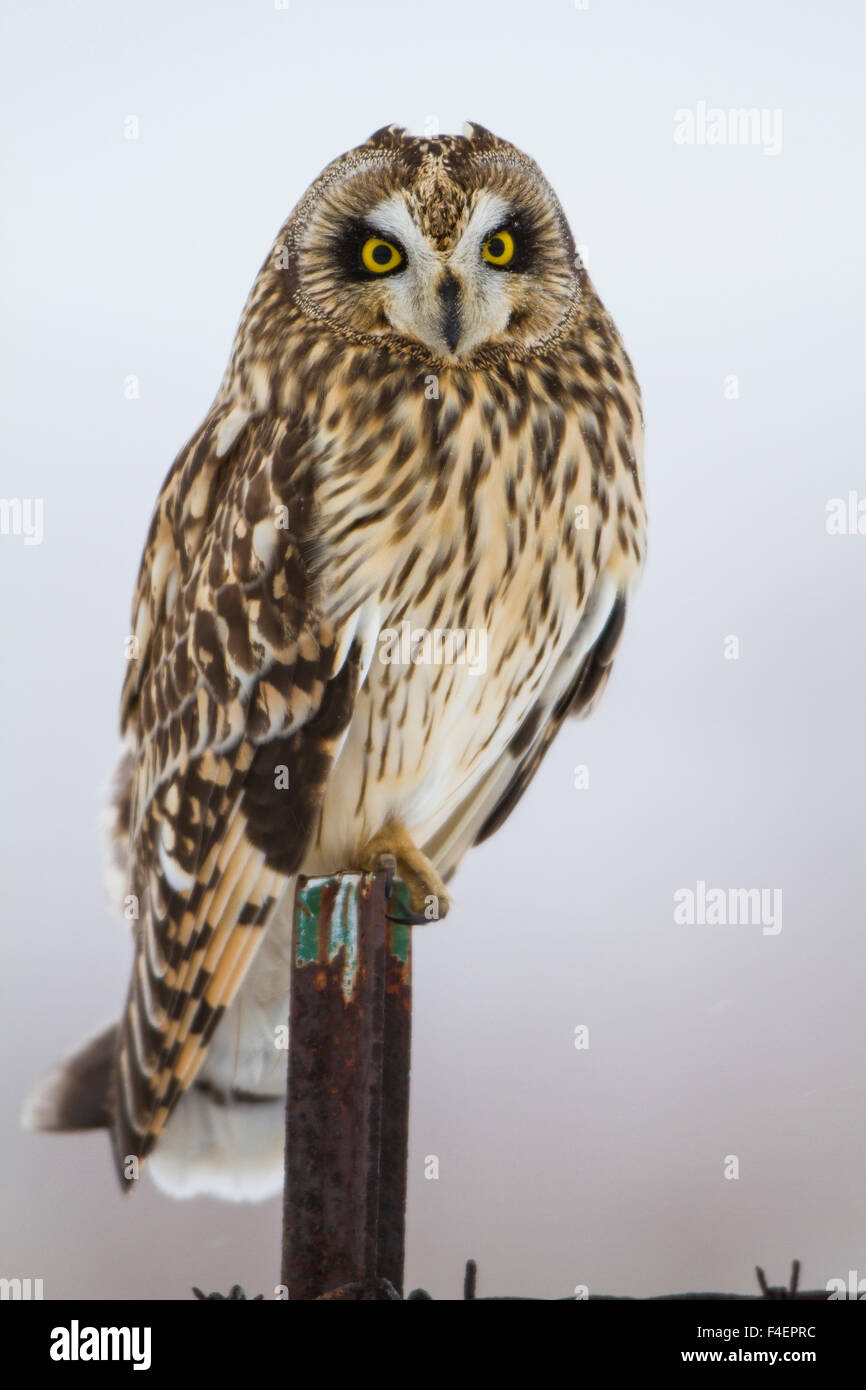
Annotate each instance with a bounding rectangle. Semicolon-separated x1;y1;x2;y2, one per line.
360;821;450;923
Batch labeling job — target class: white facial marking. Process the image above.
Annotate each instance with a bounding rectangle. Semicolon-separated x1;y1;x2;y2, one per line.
365;192;518;360
447;192;516;355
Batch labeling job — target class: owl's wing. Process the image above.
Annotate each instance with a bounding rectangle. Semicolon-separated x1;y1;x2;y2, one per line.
110;403;364;1184
473;592;626;844
425;585;627;876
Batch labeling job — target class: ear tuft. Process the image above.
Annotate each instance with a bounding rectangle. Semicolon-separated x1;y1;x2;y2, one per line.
461;121;496;142
365;124;410;149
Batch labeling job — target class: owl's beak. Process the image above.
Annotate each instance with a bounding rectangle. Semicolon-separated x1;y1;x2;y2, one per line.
438;273;461;354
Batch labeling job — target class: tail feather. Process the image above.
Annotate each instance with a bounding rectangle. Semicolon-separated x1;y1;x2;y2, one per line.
22;1023;116;1133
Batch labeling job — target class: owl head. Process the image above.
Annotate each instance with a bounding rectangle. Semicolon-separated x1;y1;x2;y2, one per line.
278;124;582;365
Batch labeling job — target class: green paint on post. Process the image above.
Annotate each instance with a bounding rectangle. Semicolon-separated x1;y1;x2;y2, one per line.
328;875;362;1004
294;881;324;966
386;880;411;964
294;872;411;1005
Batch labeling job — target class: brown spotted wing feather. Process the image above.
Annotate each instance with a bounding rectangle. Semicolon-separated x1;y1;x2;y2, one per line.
474;596;628;845
110;404;361;1184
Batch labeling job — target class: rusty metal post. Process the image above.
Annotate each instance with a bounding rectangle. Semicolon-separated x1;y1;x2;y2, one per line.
280;871;412;1300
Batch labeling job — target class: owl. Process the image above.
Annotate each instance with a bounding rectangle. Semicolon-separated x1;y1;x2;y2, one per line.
26;123;646;1200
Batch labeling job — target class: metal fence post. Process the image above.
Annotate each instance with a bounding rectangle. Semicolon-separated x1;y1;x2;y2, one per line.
280;871;412;1300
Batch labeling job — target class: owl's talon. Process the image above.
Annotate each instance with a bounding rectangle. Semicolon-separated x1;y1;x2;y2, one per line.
386;905;432;927
359;821;450;920
376;852;398;899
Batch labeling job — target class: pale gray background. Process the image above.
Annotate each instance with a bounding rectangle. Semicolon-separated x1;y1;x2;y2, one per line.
1;0;863;1300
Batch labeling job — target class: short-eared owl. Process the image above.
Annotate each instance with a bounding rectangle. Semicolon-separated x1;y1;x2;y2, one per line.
27;123;646;1199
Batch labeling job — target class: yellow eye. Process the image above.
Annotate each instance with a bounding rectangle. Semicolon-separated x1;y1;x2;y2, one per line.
361;237;403;274
482;229;516;266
